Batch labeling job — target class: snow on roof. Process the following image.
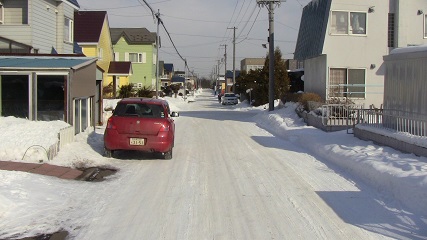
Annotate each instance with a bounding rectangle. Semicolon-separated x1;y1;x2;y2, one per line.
390;45;427;55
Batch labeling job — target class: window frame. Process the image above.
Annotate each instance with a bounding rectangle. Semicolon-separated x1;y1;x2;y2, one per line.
64;17;74;43
329;67;366;99
127;52;147;63
98;48;103;60
424;14;427;38
330;10;367;36
0;3;4;24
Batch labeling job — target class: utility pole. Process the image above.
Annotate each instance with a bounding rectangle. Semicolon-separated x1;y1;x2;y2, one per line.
155;9;161;99
184;59;187;101
257;0;285;111
220;44;227;93
217;59;220;94
228;27;237;94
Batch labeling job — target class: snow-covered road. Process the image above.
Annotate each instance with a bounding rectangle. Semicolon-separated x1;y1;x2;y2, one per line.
74;91;421;239
1;89;426;239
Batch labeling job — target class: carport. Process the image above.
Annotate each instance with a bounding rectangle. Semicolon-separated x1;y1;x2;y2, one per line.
0;55;98;134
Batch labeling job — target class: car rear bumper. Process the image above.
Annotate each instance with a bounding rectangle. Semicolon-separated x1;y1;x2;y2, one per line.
222;100;238;105
104;130;173;153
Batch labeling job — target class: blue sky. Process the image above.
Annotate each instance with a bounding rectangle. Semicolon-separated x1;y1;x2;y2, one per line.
78;0;312;78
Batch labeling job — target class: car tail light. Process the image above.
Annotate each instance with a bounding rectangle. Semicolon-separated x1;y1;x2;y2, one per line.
106;118;117;130
159;124;170;132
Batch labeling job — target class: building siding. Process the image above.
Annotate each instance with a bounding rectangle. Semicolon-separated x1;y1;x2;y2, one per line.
98;17;114;86
384;49;427;117
31;0;57;53
81;45;97;57
294;0;427;107
113;36;155;88
321;0;389;107
3;0;28;24
0;0;32;46
305;55;327;100
55;2;75;54
0;0;77;54
395;0;427;47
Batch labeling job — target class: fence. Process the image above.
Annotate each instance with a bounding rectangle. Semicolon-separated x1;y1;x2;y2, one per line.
59;125;75;149
320;104;364;126
353;109;427;137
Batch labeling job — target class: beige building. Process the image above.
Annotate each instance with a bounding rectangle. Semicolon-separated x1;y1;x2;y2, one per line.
240;58;265;72
294;0;427;108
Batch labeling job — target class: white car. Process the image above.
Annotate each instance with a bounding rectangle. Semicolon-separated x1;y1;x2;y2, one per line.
221;93;238;105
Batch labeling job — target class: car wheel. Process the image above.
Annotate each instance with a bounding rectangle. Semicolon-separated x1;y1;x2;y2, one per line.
163;149;173;160
104;148;114;158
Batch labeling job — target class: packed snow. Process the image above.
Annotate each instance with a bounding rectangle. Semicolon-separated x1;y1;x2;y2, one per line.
0;89;426;239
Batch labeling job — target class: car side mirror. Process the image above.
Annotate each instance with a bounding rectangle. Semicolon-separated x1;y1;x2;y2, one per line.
171;112;179;117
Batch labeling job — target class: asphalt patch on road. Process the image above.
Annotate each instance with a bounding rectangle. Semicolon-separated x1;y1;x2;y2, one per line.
77;167;118;182
16;230;68;240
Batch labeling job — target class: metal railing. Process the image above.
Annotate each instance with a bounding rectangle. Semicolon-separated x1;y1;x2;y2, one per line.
354;109;427;137
320;104;364;126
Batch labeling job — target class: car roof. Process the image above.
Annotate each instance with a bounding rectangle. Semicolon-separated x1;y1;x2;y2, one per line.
119;98;167;105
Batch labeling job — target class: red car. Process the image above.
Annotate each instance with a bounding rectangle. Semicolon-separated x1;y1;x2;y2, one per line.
104;98;179;159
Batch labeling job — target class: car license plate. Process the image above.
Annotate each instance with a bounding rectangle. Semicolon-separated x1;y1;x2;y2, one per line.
130;138;145;145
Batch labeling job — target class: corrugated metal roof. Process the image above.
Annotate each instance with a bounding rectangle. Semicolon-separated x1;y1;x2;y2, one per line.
294;0;331;60
66;0;80;8
0;56;96;69
110;28;156;44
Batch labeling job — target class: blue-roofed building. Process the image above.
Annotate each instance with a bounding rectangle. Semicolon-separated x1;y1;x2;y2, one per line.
0;55;99;134
164;64;174;74
294;0;427;108
171;76;185;85
159;62;174;87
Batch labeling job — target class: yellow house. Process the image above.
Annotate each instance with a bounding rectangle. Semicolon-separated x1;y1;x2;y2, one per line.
74;11;132;96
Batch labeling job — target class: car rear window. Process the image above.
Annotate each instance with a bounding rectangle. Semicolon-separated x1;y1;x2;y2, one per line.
113;103;165;118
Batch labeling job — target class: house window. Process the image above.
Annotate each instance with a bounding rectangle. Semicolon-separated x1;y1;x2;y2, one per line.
388;13;395;47
127;53;147;63
98;48;103;60
114;52;119;61
64;18;74;43
331;11;366;35
329;68;366;98
331;11;348;34
129;53;142;63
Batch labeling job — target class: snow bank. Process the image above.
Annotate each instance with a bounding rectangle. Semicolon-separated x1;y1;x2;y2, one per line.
254;102;427;215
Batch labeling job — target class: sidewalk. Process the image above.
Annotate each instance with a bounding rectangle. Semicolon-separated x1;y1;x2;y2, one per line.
0;161;85;180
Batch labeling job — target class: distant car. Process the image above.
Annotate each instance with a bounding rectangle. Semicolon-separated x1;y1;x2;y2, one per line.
104;98;179;159
221;93;238;105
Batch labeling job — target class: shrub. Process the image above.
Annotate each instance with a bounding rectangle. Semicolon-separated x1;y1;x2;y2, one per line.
136;86;153;98
103;83;114;99
118;84;134;98
297;92;323;112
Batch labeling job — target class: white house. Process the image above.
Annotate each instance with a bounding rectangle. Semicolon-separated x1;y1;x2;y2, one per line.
294;0;427;108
